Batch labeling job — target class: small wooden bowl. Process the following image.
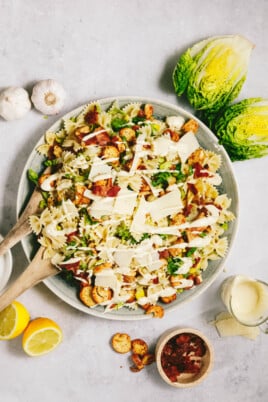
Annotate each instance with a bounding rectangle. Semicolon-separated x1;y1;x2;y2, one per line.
155;327;214;388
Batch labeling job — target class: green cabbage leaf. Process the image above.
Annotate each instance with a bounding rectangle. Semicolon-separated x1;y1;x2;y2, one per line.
173;35;253;112
214;98;268;161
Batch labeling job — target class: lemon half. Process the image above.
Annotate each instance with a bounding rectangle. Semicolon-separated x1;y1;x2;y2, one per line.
0;301;30;340
22;317;63;357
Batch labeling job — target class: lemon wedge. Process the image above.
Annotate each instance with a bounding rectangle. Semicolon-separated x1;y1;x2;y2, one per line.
0;301;30;340
22;317;63;357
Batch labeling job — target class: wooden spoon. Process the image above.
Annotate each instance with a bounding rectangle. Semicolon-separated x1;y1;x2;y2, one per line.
0;247;58;312
0;187;43;257
0;167;51;257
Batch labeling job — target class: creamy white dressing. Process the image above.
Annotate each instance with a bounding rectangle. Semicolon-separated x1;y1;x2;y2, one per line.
82;128;111;143
221;275;268;325
40;173;61;191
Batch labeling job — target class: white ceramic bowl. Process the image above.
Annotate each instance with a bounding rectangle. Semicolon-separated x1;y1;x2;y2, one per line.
155;327;214;387
16;96;239;320
0;234;13;293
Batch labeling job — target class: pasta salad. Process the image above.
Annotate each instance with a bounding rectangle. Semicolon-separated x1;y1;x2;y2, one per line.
29;100;235;317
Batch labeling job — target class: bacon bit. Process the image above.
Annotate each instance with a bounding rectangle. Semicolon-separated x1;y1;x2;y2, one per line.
137;109;145;118
91;185;108;197
96;131;111;145
59;260;80;272
187;182;198;195
152;277;159;284
164;128;180;142
188;274;203;286
92;178;121;198
193;162;210;178
84;107;99;125
158;249;170;259
106;185;121;197
183;204;193;217
161;333;206;382
66;231;79;242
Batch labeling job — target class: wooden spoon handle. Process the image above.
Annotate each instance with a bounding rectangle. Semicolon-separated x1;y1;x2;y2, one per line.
0;247;58;312
0;188;42;257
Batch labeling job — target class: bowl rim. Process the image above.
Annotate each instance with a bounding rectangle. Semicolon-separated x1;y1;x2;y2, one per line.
155;327;214;388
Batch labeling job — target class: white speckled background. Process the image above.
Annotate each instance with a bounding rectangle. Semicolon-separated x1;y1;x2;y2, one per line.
0;1;268;401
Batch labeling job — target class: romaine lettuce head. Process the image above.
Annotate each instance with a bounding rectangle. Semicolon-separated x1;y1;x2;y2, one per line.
215;98;268;161
173;35;253;112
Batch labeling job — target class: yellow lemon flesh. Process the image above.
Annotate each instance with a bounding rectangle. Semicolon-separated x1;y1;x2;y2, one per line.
0;301;30;340
22;317;63;357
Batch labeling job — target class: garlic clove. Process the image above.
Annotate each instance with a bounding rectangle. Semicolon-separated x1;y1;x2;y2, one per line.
0;87;31;121
31;79;66;115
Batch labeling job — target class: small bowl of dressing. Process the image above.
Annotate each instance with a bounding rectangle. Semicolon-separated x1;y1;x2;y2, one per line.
155;327;214;388
0;234;13;293
221;275;268;332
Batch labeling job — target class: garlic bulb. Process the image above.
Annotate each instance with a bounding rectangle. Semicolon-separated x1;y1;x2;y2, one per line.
0;87;31;121
31;79;66;115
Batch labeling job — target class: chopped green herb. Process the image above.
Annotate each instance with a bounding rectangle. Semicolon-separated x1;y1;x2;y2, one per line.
186;247;197;257
151;172;172;189
44;159;60;167
28;169;39;185
111;117;128;131
167;257;184;275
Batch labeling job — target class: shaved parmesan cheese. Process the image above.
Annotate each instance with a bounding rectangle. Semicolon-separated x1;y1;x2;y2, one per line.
176;131;199;163
95;274;119;293
88;156;112;182
149;187;183;221
153;135;172;156
113;188;138;216
130;197;148;233
113;248;135;269
213;312;260;340
179;205;220;229
129;133;147;173
166;115;185;130
90;197;115;218
152;131;199;163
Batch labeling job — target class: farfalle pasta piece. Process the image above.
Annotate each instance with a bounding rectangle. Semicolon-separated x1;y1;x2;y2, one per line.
29;215;42;235
69;154;89;170
215;194;232;210
122;102;142;118
61;151;76;165
195;180;219;200
116;174;142;193
214;237;228;257
63;117;81;133
76;101;101;125
98;111;112;129
45;131;57;145
36;143;50;156
39;209;54;226
203;150;222;172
